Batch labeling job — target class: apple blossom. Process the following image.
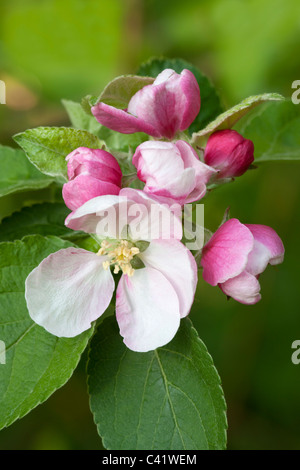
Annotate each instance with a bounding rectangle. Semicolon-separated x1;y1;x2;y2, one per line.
91;69;200;139
200;218;284;304
62;147;122;211
132;140;216;207
25;189;197;352
204;129;254;179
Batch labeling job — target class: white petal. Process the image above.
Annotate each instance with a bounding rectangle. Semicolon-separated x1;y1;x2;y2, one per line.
246;239;272;276
116;267;181;352
153;69;176;85
25;248;115;337
65;194;129;238
120;188;183;241
140;239;197;318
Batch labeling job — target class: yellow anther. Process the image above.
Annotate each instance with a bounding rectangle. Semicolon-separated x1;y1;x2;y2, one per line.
103;260;110;270
122;248;131;258
98;239;141;277
101;240;111;249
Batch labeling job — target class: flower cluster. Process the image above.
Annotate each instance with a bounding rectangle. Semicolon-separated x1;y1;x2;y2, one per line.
25;68;284;352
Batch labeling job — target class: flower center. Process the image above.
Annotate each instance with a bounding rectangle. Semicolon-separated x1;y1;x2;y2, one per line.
97;239;140;277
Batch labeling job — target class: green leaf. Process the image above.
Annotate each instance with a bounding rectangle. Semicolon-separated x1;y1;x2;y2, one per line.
62;99;148;154
191;93;284;147
62;99;104;137
134;240;150;253
88;316;227;450
137;57;223;134
0;145;53;198
13;127;105;181
0;203;85;242
234;99;300;162
0;235;93;430
98;75;155;109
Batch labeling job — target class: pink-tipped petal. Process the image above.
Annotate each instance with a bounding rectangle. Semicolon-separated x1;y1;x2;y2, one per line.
201;219;254;286
220;271;261;305
133;141;185;186
116;267;181;352
175;140;217;184
91;102;160;136
133;140;213;206
141;239;198;318
25;248;115;337
63;175;121;211
128;69;200;139
66;147;122;183
245;224;285;267
178;69;201;131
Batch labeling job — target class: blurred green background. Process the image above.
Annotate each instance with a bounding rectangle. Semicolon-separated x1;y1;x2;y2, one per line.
0;0;300;450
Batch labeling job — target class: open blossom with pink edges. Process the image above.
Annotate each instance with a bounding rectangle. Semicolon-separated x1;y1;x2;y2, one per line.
25;189;197;352
132;140;216;206
201;218;284;304
91;68;200;139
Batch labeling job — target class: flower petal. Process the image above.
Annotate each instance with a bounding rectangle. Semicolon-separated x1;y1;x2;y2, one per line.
128;69;200;139
63;175;121;211
66;189;182;241
128;82;178;139
204;130;254;179
178;69;201;131
133;141;185;187
116;267;181;352
140;239;198;318
201;218;254;286
66;147;122;184
91;102;160;136
175;140;217;185
220;271;261;305
25;248;115;337
245;224;285;267
65;194;130;237
119;188;183;240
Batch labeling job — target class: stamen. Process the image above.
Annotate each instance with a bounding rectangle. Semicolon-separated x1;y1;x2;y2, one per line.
103;260;110;270
98;239;140;276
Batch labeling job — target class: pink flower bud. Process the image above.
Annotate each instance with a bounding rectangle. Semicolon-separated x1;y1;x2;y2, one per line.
62;147;122;211
132;140;216;206
92;69;200;140
201;218;284;305
204;129;254;179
